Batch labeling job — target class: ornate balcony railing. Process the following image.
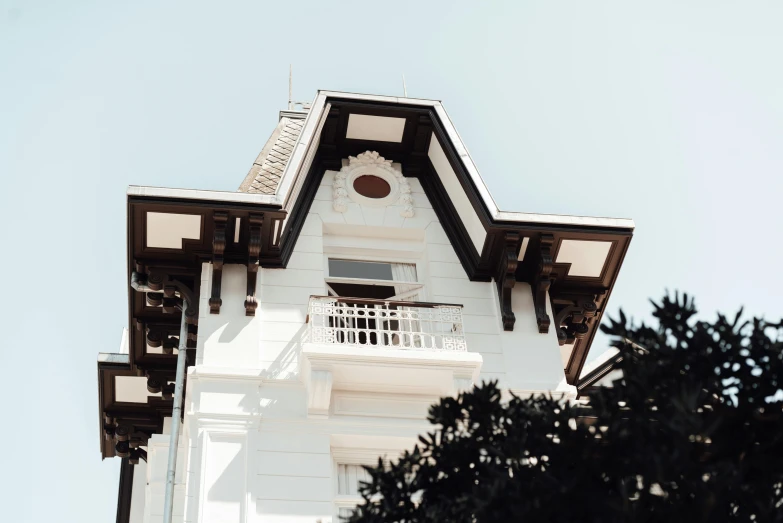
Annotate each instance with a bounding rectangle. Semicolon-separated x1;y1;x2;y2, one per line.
307;296;467;352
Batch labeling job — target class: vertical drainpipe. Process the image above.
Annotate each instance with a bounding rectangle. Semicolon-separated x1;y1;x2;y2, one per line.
162;298;189;523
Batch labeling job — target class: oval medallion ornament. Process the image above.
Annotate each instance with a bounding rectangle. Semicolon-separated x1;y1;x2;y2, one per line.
353;175;391;199
333;151;415;217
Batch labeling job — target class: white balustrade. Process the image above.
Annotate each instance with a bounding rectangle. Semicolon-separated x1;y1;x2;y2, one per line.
307;296;467;352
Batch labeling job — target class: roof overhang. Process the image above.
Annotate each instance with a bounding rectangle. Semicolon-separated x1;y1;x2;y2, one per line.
97;353;173;460
101;89;635;458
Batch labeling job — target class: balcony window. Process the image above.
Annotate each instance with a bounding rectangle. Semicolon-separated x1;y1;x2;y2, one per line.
311;258;465;351
326;259;421;301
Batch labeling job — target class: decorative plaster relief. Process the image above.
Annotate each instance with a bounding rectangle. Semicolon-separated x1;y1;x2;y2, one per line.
333;151;414;217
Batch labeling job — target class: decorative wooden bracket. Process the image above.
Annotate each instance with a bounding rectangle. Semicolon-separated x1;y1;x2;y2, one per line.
553;296;599;345
145;325;180;354
209;212;228;314
134;268;200;348
496;232;521;331
532;234;555;333
140;269;199;324
105;417;156;463
144;370;176;398
245;213;263;316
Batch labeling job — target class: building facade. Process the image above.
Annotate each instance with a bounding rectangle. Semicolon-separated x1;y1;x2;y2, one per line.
97;91;634;523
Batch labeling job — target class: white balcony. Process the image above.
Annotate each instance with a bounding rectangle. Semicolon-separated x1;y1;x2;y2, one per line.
307;295;468;351
301;296;483;417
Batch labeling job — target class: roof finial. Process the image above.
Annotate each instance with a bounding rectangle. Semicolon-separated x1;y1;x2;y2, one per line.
288;64;293;110
402;73;408;98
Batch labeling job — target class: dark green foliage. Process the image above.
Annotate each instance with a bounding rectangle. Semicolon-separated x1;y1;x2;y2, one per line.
347;292;783;522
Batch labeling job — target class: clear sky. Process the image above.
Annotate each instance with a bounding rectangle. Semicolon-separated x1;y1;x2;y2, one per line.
2;1;782;521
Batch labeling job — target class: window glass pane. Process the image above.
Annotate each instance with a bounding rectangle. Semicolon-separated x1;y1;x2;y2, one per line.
329;259;394;280
337;464;372;495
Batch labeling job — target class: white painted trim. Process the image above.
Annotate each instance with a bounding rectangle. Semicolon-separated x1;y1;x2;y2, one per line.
277;93;330;208
127;185;281;206
302;343;482;373
325;276;420;287
494;210;635;229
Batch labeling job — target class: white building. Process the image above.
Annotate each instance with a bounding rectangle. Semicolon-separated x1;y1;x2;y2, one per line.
97;91;634;523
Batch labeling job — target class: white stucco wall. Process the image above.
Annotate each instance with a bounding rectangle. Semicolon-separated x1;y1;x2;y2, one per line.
170;165;567;522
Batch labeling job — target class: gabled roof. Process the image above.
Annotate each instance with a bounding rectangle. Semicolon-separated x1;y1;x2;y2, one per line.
119;89;635;391
238;111;306;195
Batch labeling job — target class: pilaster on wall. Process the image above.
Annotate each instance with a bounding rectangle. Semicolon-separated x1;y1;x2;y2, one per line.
192;426;254;523
181;403;259;523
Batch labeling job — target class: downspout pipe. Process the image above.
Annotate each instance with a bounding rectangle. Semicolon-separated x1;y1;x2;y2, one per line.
162;297;189;523
130;271;191;523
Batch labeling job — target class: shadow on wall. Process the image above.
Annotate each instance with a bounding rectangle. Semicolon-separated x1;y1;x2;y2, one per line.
217;314;253;344
260;323;307;380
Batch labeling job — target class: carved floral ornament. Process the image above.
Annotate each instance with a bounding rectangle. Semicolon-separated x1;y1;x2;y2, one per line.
333;151;414;217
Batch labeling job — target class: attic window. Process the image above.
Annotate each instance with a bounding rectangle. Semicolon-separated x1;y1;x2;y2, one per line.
353;175;391;199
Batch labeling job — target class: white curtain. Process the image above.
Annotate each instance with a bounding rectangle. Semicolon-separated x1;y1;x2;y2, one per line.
389;263;423;346
390;263;418;297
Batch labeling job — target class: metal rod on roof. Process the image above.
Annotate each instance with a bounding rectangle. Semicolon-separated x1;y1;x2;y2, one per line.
288;64;293;110
402;73;408;98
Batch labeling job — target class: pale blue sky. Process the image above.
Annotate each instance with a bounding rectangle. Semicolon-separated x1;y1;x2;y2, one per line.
2;1;782;521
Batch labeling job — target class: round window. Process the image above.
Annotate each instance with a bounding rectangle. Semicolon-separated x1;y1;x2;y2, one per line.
353;175;391;199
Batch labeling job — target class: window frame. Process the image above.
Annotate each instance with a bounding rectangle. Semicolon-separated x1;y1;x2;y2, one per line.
332;448;396;521
323;255;427;301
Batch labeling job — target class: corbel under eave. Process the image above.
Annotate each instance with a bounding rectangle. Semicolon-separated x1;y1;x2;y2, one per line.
532;234;555;334
245;213;263;316
496;232;522;331
209;211;228;314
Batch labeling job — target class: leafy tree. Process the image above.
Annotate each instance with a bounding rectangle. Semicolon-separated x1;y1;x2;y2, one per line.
347;293;783;523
